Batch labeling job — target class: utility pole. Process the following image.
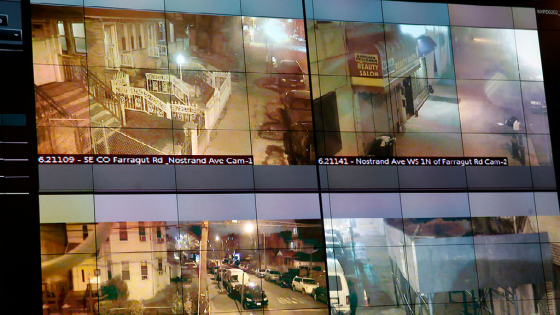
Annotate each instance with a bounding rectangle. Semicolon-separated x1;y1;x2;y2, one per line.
198;221;209;314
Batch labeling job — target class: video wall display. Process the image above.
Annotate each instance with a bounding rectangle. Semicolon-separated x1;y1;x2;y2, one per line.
32;1;560;315
30;0;551;169
39;191;560;315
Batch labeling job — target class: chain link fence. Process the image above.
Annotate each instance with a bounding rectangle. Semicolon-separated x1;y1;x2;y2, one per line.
91;122;168;155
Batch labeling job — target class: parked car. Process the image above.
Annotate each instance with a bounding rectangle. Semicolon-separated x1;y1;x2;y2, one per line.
224;269;251;294
182;260;198;269
327;258;351;315
255;268;267;278
313;285;328;304
276;272;295;287
275;60;306;89
215;268;228;282
265;270;281;282
237;283;268;309
292;276;319;295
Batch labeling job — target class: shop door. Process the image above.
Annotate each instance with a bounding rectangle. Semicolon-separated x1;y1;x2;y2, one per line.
313;91;341;156
403;77;415;116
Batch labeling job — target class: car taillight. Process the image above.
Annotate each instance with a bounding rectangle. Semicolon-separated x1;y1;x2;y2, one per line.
346;296;350;305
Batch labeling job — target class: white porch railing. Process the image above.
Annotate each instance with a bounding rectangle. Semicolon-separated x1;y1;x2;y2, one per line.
114;84;170;119
113;72;205;130
146;73;196;105
204;72;231;130
111;71;130;93
120;53;134;68
171;102;204;127
112;70;231;141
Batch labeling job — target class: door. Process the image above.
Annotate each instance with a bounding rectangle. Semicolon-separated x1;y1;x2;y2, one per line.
313;91;341;156
403;77;415;116
104;24;119;68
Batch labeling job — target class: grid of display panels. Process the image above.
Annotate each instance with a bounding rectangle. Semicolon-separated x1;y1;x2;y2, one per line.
31;0;555;191
39;193;328;314
39;192;560;314
34;1;560;315
321;192;560;315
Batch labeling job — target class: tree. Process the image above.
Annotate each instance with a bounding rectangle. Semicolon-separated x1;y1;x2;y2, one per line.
101;276;130;302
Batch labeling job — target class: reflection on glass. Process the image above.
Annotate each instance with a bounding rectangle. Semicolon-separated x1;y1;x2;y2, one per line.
515;30;543;81
521;81;549;134
452;27;519;81
463;133;529;166
475;243;547;311
527;135;553;167
457;79;524;134
472;216;540;243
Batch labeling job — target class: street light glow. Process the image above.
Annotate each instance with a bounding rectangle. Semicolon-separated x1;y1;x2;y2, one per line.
176;54;185;65
215;236;220;241
244;223;254;233
264;20;288;43
176;54;185;80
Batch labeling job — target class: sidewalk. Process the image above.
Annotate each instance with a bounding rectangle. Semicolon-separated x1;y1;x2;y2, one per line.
206;273;240;314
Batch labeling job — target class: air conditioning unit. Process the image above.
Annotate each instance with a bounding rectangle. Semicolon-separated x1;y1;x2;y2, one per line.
157;238;164;243
139;235;147;241
158;270;164;275
141;275;148;280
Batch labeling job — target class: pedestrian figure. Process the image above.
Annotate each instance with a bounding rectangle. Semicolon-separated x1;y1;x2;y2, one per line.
511;135;520;160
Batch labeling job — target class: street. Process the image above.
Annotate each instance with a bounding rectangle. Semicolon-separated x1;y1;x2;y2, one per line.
206;273;328;314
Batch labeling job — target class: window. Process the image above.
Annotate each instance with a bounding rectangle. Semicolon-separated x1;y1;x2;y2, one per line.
130;24;136;50
139;222;146;241
122;262;130;280
119;222;128;241
71;23;86;54
107;261;112;280
82;225;88;240
156;227;164;243
134;24;140;50
141;261;148;280
169;22;174;43
121;24;130;52
57;21;68;53
158;22;165;42
140;24;145;48
158;259;163;275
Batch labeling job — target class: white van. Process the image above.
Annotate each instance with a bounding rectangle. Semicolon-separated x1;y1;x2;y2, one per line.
326;258;351;314
224;269;251;293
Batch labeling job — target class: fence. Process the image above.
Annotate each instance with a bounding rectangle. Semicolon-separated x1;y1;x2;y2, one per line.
47;118;91;154
91;121;167;155
146;73;196;105
204;72;231;130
